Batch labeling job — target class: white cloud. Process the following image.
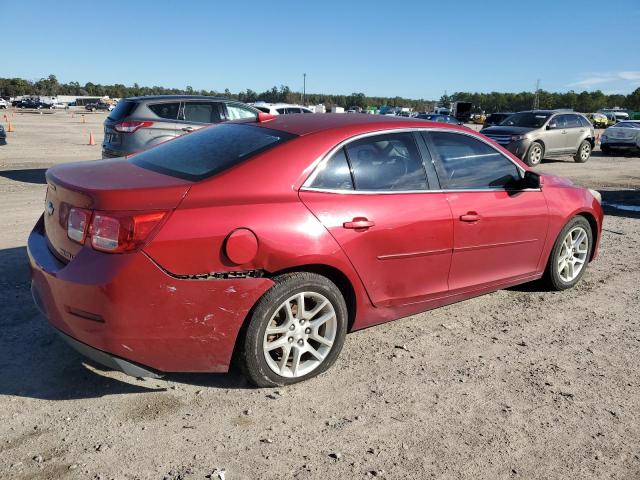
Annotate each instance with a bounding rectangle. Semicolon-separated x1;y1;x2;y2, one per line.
618;71;640;80
568;71;640;88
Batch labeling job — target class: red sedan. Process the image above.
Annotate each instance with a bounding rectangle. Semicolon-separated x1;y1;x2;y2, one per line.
28;114;603;386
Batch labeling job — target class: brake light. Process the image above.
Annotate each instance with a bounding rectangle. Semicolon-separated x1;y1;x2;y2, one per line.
89;211;167;253
112;121;154;133
67;208;92;244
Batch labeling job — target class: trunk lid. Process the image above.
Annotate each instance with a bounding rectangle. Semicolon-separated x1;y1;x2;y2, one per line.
44;157;192;262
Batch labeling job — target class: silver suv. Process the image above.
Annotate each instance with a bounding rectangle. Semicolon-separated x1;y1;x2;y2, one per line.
480;110;595;166
102;95;259;158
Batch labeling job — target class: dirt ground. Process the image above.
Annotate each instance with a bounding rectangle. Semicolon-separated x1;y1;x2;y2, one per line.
1;111;639;480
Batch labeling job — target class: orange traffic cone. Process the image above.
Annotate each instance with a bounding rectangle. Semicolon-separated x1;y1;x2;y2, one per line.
7;121;14;132
88;132;95;145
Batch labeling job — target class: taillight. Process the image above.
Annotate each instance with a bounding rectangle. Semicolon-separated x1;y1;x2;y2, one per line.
112;121;154;133
67;208;92;244
89;211;167;253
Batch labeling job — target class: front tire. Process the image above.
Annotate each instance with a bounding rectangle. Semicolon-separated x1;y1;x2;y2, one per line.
544;216;593;291
239;272;348;387
525;141;544;167
574;140;592;163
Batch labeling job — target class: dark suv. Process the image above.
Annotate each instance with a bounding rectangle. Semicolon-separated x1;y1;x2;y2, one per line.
102;95;259;158
480;110;595;166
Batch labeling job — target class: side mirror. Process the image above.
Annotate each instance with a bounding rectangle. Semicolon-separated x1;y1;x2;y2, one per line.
521;170;541;189
546;123;556;130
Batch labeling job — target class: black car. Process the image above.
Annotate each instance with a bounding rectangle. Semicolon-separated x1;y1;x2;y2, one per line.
17;100;52;109
416;113;463;125
483;112;513;128
85;102;112;112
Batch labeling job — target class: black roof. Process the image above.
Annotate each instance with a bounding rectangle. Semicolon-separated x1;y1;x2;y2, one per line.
125;95;230;102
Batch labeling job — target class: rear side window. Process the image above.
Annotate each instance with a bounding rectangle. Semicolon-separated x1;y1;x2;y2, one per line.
345;132;428;191
182;102;222;123
107;100;137;121
148;102;180;120
565;115;582;128
310;148;354;190
130;124;296;181
426;131;520;189
578;115;591;128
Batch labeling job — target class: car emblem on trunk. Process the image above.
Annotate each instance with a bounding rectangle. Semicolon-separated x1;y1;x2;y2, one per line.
46;201;55;216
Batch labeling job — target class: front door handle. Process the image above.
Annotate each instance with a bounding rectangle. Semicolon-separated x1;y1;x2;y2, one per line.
343;217;375;229
182;126;195;132
460;212;480;223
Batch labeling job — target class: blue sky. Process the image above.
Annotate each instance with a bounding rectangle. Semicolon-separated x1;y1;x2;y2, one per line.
4;0;640;99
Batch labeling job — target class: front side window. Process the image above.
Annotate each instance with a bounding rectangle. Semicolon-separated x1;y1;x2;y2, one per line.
226;103;257;120
426;131;520;190
550;115;567;129
276;108;286;114
182;102;222;123
309;148;354;190
345;132;428;191
148;102;180;120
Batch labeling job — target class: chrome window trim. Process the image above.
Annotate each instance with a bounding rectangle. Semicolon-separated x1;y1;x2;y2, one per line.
301;186;542;195
302;127;526;193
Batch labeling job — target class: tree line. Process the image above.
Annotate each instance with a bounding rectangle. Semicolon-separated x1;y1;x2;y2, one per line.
1;74;639;113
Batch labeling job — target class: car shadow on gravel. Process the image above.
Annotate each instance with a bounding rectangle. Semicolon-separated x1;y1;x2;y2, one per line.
0;168;47;184
600;189;640;219
0;246;165;400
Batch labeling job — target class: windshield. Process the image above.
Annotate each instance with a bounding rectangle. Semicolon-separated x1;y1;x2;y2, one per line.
130;124;296;181
501;112;550;128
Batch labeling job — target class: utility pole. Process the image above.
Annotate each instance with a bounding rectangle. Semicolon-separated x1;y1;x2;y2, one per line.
302;73;306;105
533;79;540;110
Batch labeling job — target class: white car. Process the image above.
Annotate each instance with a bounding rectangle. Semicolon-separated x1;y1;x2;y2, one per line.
601;120;640;155
252;103;313;115
51;103;69;109
0;99;8;109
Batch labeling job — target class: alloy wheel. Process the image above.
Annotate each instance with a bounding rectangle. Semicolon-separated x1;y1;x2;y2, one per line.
263;291;337;378
580;143;591;161
529;144;542;165
557;227;589;282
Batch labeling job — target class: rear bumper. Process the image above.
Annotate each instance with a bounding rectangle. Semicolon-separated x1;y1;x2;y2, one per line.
28;216;274;374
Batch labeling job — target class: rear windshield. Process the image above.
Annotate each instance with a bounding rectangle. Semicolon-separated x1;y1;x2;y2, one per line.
130;123;296;181
107;100;137;121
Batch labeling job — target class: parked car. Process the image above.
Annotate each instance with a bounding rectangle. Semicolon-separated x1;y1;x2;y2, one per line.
480;110;595;166
586;112;608;128
0;99;8;109
416;113;463;125
253;103;313;115
85;102;114;112
51;103;69;109
0;123;5;144
483;112;514;128
29;114;603;386
17;100;52;109
600;120;640;155
102;95;259;158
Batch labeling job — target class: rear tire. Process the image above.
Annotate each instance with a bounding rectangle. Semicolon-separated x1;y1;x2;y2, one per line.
574;140;591;163
239;272;348;387
544;216;593;291
524;141;544;167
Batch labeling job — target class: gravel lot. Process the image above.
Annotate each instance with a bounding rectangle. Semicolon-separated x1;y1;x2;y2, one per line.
1;111;639;480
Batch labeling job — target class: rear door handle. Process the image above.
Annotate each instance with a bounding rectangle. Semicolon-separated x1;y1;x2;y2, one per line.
343;217;375;229
460;213;480;222
182;126;195;132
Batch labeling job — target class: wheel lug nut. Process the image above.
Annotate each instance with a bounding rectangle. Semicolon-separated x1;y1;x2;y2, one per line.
289;324;295;331
300;319;305;325
297;339;304;346
288;337;293;343
305;328;311;334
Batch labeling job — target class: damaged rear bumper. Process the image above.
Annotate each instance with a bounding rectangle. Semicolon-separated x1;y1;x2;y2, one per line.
27;217;274;374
